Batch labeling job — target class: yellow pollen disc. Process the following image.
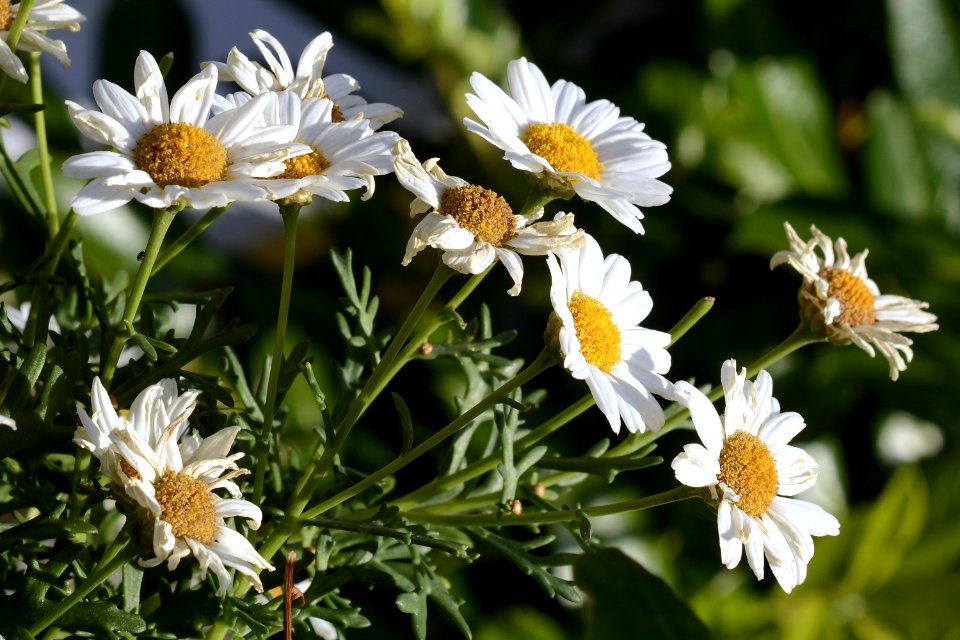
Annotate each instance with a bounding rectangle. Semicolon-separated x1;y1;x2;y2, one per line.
820;267;876;326
134;122;228;188
440;185;516;246
276;148;330;180
119;458;141;480
318;93;345;122
521;122;602;180
568;291;621;372
153;470;218;545
0;1;11;31
718;431;779;517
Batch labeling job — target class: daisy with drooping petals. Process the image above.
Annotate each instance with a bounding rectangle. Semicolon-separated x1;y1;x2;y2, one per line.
547;234;674;433
62;50;310;216
209;29;402;129
0;0;84;83
75;377;273;595
394;139;584;296
252;91;399;202
464;57;672;234
770;222;938;380
671;359;840;593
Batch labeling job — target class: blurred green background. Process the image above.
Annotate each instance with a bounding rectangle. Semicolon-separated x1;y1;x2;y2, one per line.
2;0;959;637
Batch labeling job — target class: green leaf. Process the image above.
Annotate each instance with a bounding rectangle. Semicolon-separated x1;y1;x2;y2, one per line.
392;392;415;455
863;90;934;217
122;564;143;613
56;601;146;634
574;548;713;640
396;590;429;640
726;59;847;198
843;465;928;593
887;0;960;104
471;529;580;603
0;506;98;552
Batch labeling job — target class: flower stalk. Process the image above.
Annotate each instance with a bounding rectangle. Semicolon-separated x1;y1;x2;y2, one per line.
252;203;302;508
100;206;179;387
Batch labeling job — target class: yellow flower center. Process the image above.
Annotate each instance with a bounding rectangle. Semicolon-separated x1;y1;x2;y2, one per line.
820;267;876;326
275;148;330;180
134;122;228;188
569;291;621;372
119;458;141;480
318;92;345;122
521;122;602;180
718;431;779;517
0;1;12;31
440;185;516;246
153;469;218;545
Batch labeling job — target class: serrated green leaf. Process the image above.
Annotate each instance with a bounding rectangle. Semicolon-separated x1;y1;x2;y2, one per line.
471;529;580;602
396;590;429;640
574;548;713;640
57;601;146;634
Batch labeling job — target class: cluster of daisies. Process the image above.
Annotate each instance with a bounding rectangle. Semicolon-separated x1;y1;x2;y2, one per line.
27;8;936;597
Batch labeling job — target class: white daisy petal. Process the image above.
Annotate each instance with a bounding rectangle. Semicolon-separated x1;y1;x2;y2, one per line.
547;234;673;434
771;222;938;379
76;378;273;595
64;49;304;215
673;359;840;592
465;57;671;232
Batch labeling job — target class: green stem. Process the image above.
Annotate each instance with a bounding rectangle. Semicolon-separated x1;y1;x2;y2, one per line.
517;187;558;217
205;621;230;640
22;210;78;348
256;263;489;566
151;205;230;276
668;296;715;347
252;204;301;508
101;207;178;388
300;348;556;521
391;392;595;511
403;485;701;527
27;535;136;636
707;323;821;403
288;260;454;509
29;52;57;238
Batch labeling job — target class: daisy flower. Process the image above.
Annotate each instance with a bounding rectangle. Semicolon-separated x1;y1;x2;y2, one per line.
547;234;674;433
464;57;672;234
394;139;584;296
671;359;840;593
770;222;938;380
0;0;84;84
75;377;273;595
250;91;399;202
62;50;310;216
208;29;402;129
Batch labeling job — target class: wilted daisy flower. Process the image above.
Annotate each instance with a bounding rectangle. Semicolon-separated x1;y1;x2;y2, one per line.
547;234;674;433
208;29;402;129
62;50;310;216
395;139;584;295
464;57;672;233
251;91;399;202
770;222;938;380
0;0;84;83
75;377;273;595
671;359;840;593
